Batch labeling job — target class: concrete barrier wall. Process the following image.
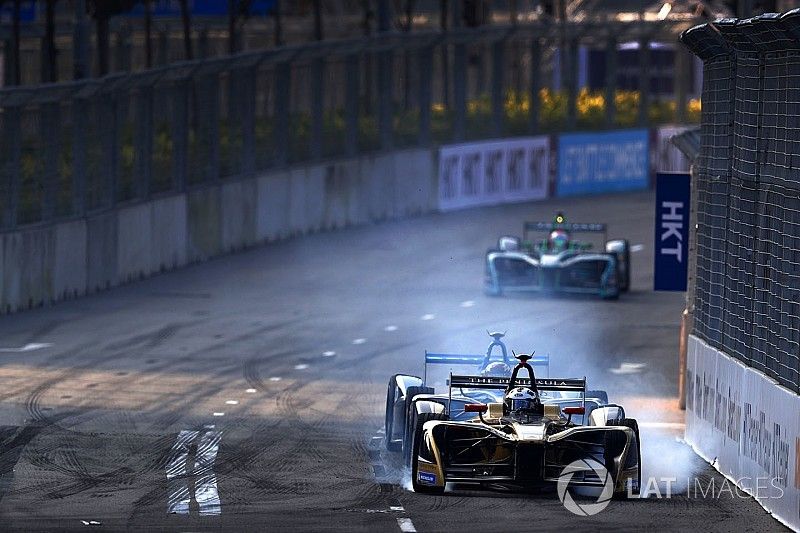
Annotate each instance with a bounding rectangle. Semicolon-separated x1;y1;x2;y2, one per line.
0;148;437;314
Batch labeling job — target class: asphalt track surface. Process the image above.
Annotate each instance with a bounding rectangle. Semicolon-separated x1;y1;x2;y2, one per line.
0;190;787;532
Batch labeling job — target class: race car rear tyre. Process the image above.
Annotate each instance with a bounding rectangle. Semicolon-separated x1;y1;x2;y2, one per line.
606;418;641;499
402;386;434;459
586;390;609;404
385;375;402;451
411;413;448;494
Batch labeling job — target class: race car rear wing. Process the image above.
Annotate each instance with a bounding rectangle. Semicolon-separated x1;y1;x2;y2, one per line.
523;221;607;244
449;374;585;392
424;352;550;384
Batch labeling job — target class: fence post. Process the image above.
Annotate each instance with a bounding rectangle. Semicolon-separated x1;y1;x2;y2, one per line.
41;103;60;221
345;54;360;157
102;93;118;208
529;38;541;134
311;58;325;160
605;35;617;128
638;36;650;127
72;99;87;216
453;42;467;141
241;68;256;176
566;37;578;130
2;106;21;228
134;88;153;198
675;46;689;124
491;38;506;138
274;62;290;166
418;46;433;147
173;81;189;191
379;51;394;149
205;75;220;182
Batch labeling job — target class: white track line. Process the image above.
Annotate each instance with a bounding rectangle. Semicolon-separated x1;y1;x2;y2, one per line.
269;376;282;382
353;338;367;345
246;388;257;393
460;300;475;308
166;430;200;514
421;314;435;321
212;412;225;417
323;351;336;357
384;325;398;332
397;518;417;532
294;364;309;370
225;400;238;405
195;430;222;516
631;244;645;252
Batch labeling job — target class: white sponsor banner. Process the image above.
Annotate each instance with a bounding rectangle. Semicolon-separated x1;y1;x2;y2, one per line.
686;335;800;531
655;125;692;173
438;137;550;211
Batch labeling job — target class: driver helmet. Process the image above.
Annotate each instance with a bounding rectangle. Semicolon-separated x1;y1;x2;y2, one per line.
505;387;539;412
548;229;570;252
480;361;511;377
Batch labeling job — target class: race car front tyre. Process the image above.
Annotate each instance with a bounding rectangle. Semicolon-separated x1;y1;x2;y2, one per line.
385;375;402;451
402;386;434;459
411;412;448;494
605;418;641;499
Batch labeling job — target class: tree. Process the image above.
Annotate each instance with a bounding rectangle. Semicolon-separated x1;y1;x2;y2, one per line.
229;0;255;54
402;0;416;109
88;0;137;76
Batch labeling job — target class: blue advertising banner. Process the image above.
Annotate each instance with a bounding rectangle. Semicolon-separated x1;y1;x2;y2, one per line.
128;0;275;17
557;129;649;197
654;172;691;291
0;2;36;24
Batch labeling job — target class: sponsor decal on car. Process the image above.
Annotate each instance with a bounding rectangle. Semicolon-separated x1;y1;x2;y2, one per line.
418;472;437;485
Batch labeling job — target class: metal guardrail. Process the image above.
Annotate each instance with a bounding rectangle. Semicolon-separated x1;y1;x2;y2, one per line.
682;9;800;393
0;20;695;231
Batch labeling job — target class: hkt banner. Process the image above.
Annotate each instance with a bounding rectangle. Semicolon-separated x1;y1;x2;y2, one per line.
438;137;550;212
654;172;691;291
557;129;649;197
686;335;800;531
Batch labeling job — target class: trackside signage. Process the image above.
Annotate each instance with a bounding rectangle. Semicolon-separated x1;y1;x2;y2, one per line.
686;336;800;531
556;129;649;197
654;172;691;291
438;137;550;211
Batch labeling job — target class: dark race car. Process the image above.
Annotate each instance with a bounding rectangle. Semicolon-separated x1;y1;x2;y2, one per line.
484;212;631;299
408;353;641;499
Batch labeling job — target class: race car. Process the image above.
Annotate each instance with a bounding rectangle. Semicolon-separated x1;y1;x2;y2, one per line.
408;353;641;498
384;332;610;469
484;212;631;299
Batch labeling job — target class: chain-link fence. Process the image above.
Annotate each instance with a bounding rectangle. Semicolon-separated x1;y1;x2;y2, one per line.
0;20;693;232
682;11;800;393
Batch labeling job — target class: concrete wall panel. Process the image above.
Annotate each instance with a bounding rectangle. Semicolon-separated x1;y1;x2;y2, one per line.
256;171;290;242
151;195;188;272
304;165;325;232
187;188;222;262
118;203;153;282
221;180;257;252
53;219;87;301
288;168;307;235
86;212;118;293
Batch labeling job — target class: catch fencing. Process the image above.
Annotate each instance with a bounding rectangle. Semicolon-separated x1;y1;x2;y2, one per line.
682;11;800;394
0;19;692;232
